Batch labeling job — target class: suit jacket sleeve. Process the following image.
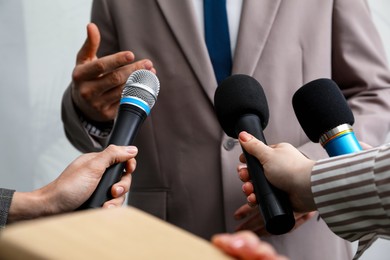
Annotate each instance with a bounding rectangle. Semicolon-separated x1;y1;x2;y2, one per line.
299;0;390;160
61;84;107;152
61;0;118;153
311;144;390;259
0;189;15;229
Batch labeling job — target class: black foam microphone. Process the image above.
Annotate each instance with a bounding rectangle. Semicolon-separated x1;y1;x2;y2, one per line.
79;69;160;209
292;78;362;157
214;74;295;235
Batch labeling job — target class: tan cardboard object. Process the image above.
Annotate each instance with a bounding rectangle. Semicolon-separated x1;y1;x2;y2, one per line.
0;206;233;260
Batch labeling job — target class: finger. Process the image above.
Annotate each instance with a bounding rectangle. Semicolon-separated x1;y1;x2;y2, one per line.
306;211;318;220
239;153;247;163
71;79;122;122
73;51;135;82
94;145;138;171
124;157;137;174
234;203;258;220
294;211;317;229
359;141;373;150
102;194;126;208
211;234;244;258
111;171;132;198
237;164;250;182
238;212;262;231
96;59;155;88
293;213;308;229
235;212;269;236
83;81;122;112
292;211;317;231
236;221;268;237
238;131;271;164
251;225;270;237
247;193;257;206
212;232;282;259
76;23;101;64
242;182;254;197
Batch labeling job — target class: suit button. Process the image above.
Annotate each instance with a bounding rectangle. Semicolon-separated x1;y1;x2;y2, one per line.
223;138;238;151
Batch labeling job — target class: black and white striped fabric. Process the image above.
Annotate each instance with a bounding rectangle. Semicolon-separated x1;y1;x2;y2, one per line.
312;144;390;259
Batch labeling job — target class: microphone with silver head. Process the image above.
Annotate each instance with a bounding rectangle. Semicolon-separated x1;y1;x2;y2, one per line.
79;69;160;209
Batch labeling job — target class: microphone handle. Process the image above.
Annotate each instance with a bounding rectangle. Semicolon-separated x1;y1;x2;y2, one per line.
78;104;146;210
235;114;295;235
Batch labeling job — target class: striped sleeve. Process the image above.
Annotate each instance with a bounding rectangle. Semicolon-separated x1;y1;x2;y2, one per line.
0;188;15;229
311;144;390;259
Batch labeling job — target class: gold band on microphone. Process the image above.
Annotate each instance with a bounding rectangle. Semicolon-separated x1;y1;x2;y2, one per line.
319;124;353;147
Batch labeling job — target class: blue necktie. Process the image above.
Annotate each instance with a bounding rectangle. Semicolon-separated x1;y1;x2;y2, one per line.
204;0;232;85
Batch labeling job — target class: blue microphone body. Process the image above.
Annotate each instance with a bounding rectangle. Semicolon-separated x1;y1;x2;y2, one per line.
320;124;362;157
292;78;362;157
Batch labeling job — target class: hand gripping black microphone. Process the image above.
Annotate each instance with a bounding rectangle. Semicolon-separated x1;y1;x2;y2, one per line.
79;69;160;209
292;78;362;157
214;74;295;235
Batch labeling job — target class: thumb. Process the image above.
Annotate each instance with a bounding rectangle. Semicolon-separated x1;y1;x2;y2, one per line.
238;131;271;164
97;145;138;171
76;23;101;64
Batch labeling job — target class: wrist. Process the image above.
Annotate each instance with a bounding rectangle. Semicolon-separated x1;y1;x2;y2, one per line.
71;88;114;134
291;159;316;213
303;160;317;211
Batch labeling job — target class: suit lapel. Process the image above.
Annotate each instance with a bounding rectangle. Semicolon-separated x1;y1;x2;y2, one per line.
156;0;217;103
233;0;282;75
155;0;282;101
222;0;281;231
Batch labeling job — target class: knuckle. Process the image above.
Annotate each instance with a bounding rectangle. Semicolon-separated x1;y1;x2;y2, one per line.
109;71;124;86
90;101;104;112
106;144;117;152
134;62;147;71
79;88;93;101
72;68;82;82
93;60;106;75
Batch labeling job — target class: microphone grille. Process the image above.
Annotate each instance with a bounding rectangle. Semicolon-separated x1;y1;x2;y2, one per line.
122;69;160;109
292;78;354;142
214;74;269;138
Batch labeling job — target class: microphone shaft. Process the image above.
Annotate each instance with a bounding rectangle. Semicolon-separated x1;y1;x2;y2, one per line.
235;114;295;235
79;104;146;209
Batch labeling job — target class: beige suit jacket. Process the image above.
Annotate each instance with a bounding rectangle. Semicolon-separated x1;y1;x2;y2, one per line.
62;0;390;259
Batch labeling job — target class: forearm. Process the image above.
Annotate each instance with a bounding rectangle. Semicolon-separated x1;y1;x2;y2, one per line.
311;145;390;240
7;189;50;224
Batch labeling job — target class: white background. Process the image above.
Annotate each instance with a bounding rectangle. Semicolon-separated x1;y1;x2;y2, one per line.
0;0;389;258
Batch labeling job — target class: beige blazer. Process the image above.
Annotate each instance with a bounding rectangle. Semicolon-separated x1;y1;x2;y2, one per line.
62;0;390;259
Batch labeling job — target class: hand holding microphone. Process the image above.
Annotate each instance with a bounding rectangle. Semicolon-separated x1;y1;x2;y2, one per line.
214;74;295;235
235;77;364;216
78;69;160;210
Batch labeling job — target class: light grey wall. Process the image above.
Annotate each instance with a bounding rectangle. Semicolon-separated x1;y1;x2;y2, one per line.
0;0;388;258
0;0;91;191
0;0;31;191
